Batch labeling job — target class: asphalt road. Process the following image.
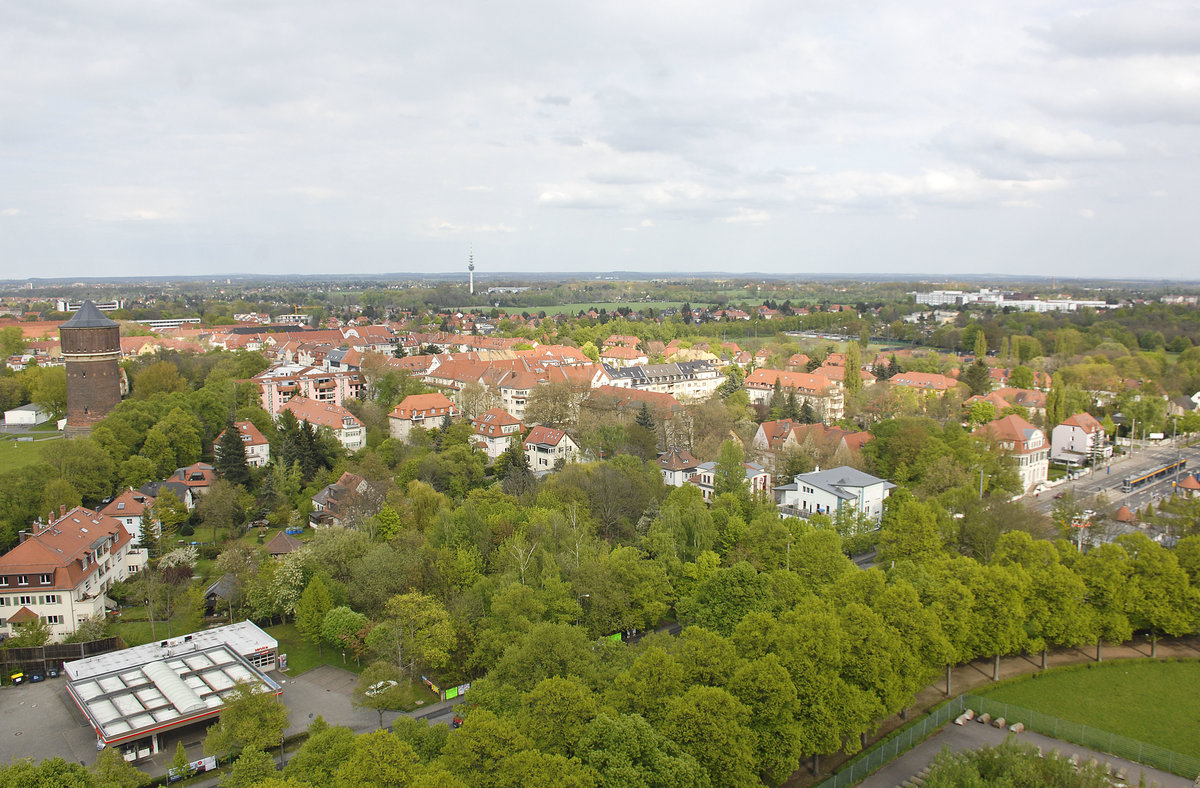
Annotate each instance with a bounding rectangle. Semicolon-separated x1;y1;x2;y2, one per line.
1027;441;1200;521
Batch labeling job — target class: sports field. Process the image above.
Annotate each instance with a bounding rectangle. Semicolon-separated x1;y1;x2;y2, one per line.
978;660;1200;757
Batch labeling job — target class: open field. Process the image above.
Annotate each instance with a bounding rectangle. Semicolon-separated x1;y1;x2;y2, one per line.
536;301;687;316
977;660;1200;758
0;436;57;473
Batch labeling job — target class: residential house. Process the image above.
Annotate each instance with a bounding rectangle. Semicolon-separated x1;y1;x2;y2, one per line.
0;506;147;641
888;371;960;394
388;392;460;442
310;472;385;528
524;426;579;472
751;420;872;470
138;480;195;511
686;462;772;502
774;466;894;522
975;414;1050;493
657;448;702;487
99;488;157;545
599;346;648;368
167;463;216;497
604;361;723;401
264;531;305;559
470;408;524;463
743;369;844;421
1050;412;1112;465
279;396;366;452
215;421;271;468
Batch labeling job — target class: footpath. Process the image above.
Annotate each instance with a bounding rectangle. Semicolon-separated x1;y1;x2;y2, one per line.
784;634;1200;787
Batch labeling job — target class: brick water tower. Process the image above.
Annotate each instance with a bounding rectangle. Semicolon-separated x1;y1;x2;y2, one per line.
59;301;122;437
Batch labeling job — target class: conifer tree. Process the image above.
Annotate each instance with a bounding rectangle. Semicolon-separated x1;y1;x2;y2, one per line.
215;417;252;488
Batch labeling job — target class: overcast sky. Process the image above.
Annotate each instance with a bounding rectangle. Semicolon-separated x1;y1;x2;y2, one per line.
2;1;1198;280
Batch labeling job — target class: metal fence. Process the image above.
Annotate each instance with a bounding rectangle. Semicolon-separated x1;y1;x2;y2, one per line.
962;694;1200;779
813;693;1200;788
812;696;967;788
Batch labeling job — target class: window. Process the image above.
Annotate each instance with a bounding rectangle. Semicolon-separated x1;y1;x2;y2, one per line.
0;577;7;587
18;595;32;605
128;565;139;573
16;575;27;586
39;573;52;585
44;615;62;625
42;595;59;604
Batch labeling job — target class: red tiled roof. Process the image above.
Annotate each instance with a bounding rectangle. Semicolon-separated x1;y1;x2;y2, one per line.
0;506;135;592
657;448;700;471
280;397;363;431
524;425;569;448
744;368;834;393
100;488;154;519
390;392;458;420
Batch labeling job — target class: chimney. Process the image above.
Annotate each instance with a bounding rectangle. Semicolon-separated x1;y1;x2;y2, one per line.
18;530;30;544
59;504;66;518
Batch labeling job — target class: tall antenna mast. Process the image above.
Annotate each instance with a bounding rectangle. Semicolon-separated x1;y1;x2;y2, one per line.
468;245;476;296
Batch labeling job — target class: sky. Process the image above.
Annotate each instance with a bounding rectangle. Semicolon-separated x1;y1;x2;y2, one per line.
2;1;1198;280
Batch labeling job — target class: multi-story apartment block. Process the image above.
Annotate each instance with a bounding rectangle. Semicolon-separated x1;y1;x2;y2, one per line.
251;363;365;414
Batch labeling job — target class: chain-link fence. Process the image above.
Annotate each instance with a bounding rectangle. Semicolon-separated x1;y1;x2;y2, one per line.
962;693;1200;779
812;696;967;788
813;693;1200;788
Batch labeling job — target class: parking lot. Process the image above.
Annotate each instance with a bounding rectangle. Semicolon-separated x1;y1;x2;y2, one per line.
0;664;413;778
0;676;99;768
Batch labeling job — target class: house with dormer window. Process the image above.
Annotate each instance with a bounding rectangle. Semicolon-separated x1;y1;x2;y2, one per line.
470;408;524;463
279;396;366;452
0;506;146;641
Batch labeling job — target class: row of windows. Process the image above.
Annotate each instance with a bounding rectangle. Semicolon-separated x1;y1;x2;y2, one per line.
0;594;61;606
0;574;53;587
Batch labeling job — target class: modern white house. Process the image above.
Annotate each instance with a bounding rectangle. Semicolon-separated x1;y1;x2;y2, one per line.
1050;412;1111;465
773;466;895;521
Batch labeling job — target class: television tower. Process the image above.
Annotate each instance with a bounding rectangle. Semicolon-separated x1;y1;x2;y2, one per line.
468;246;476;295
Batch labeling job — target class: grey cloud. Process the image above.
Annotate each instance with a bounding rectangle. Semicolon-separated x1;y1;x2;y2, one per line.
1032;6;1200;57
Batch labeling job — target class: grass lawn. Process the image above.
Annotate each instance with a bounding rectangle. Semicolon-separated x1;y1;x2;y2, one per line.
266;623;435;711
267;622;365;676
978;660;1200;758
113;606;201;647
0;436;59;473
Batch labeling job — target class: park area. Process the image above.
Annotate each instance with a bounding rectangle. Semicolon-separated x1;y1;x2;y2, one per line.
0;434;58;474
977;660;1200;759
